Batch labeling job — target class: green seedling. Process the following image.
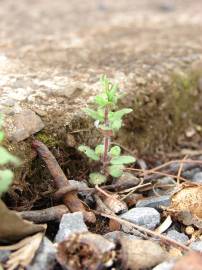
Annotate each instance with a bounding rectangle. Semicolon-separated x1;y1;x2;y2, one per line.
0;115;19;196
78;75;135;185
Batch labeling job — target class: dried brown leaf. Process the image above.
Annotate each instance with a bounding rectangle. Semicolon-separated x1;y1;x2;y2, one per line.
0;200;46;243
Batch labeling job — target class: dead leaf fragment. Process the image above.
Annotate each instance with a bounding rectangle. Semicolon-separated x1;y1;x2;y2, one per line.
0;200;45;242
120;238;168;270
6;232;44;270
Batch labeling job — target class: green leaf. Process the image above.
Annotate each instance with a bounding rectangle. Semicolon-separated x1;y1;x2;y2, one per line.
111;119;122;131
95;144;105;156
109;108;133;122
108;83;118;102
95;95;108;107
0;131;4;142
100;74;109;93
110;146;121;157
108;164;124;177
89;172;107;185
0;169;13;194
78;145;99;161
110;155;136;165
83;108;104;121
0;146;20;165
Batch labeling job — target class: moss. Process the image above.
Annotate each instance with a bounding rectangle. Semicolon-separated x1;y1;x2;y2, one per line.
35;132;60;147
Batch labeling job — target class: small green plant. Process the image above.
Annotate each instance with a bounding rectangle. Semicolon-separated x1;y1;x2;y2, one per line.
78;75;135;185
0;115;19;196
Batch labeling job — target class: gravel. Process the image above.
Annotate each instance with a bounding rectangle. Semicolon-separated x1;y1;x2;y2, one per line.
192;172;202;183
136;195;171;209
55;212;88;243
189;240;202;252
120;207;160;233
166;230;189;244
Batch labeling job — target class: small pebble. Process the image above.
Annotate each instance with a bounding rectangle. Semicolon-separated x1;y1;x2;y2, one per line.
192;172;202;183
166;230;189;244
116;172;140;186
189;240;202;252
120;207;160;233
55;212;88;243
136;195;171;209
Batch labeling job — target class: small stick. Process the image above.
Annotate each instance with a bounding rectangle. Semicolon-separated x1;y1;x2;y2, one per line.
32;140;96;224
95;185;111;198
98;212;191;252
176;155;188;186
19;205;69;223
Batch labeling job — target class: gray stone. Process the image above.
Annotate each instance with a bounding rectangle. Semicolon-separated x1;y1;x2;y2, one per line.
157;177;175;185
183;168;201;180
136;195;171;209
152;261;175;270
28;237;56;270
120;207;160;233
10;109;44;142
190;240;202;252
55;212;88;243
104;231;140;242
116;172;140;186
192;172;202;183
166;230;189;244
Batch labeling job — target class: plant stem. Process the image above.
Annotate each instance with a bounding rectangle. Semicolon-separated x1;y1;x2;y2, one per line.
103;107;110;174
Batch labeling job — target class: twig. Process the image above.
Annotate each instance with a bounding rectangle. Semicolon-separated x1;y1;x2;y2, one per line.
126;167;188;182
32;140;96;224
19;205;69;223
176;155;188;186
119;179;146;201
95;185;111;198
97;212;191;252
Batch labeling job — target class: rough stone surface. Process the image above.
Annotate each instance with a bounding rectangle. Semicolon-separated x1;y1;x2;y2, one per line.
9;109;45;142
136;195;171;209
166;230;189;244
55;212;88;243
120;207;160;232
153;261;176;270
28;237;56;270
189;240;202;252
192;172;202;183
